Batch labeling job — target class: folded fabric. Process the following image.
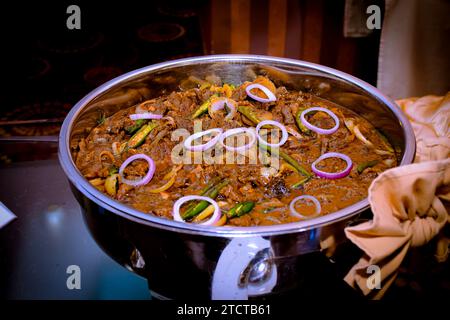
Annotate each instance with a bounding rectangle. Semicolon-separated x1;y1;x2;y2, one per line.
343;93;450;299
397;94;450;162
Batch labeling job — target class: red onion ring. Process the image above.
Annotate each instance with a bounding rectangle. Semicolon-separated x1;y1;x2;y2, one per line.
245;83;277;103
311;152;353;179
184;128;223;152
119;153;156;187
173;195;221;226
256;120;288;147
210;98;237;120
289;195;321;219
129;113;163;120
219;127;256;152
300;107;339;135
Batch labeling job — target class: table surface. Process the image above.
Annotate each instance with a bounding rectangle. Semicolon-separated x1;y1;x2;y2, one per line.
0;158;150;299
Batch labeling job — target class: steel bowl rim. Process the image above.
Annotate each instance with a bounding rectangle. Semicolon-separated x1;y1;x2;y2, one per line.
58;54;416;237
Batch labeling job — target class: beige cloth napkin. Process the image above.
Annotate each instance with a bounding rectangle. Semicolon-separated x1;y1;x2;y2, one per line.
343;93;450;299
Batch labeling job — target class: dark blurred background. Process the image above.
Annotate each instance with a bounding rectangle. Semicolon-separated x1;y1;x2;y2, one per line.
0;0;383;139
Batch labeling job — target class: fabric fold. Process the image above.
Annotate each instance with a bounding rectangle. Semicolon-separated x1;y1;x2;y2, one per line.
344;93;450;298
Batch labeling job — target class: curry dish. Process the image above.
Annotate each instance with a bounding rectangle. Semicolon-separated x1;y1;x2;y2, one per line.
75;76;397;226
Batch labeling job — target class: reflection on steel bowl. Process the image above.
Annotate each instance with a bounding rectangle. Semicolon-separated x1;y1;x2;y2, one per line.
59;55;415;299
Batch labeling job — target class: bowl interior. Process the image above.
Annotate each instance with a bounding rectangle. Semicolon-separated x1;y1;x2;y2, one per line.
60;55;415;236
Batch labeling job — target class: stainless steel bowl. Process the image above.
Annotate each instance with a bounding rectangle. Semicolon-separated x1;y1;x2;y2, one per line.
59;55;415;299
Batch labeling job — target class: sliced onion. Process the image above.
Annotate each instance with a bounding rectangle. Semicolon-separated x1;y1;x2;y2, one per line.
264;216;282;224
129;113;163;120
210;98;237;120
383;158;395;167
184;128;223;152
289;195;321;219
173;195;221;226
245;83;277;103
119;154;156;187
219;127;256;152
135;103;146;115
311;152;353;179
162;115;175;126
343;118;355;133
256;120;288;147
374;149;392;156
286;126;303;139
348;123;393;155
353;125;374;147
300;107;340;135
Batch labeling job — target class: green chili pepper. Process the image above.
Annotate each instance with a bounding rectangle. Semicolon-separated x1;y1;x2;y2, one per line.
227;201;255;218
279;151;311;178
200;177;222;195
259;144;311;178
237;105;261;125
204;179;228;199
109;166;118;175
291;176;312;189
357;160;378;174
191;95;218;119
97;112;106;125
182;179;229;220
295;108;312;135
125;119;148;135
183;177;222;213
375;129;395;153
126;121;158;149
